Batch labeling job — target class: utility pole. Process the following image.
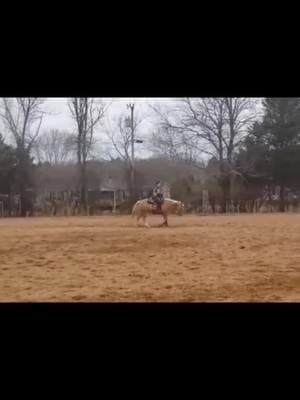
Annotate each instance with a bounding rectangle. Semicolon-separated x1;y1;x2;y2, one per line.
126;103;143;203
127;103;135;203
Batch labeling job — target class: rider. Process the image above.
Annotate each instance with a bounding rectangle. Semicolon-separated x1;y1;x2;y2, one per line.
150;180;164;211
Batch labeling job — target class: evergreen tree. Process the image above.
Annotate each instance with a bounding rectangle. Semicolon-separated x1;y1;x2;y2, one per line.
245;98;300;211
0;134;17;193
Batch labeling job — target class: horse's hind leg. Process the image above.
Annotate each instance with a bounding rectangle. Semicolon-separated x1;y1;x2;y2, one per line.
159;214;168;227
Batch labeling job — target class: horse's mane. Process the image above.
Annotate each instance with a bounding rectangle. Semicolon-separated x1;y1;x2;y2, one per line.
164;198;179;204
140;198;179;204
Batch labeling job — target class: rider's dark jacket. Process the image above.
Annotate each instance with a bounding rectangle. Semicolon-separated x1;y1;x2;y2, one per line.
151;184;163;204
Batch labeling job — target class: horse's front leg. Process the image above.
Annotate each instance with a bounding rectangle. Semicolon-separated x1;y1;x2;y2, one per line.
160;213;168;227
135;215;140;227
143;214;151;228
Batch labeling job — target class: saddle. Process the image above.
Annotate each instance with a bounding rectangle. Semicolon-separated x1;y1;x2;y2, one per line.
147;198;164;214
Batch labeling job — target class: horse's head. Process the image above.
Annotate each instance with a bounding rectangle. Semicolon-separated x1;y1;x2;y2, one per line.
175;201;185;216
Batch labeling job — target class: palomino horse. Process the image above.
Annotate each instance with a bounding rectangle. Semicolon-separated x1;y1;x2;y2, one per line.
132;198;184;228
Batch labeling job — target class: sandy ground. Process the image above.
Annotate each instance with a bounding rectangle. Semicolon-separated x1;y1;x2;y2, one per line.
0;213;300;302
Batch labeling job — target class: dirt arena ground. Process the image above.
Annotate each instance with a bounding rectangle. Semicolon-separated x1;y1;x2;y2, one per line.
0;213;300;302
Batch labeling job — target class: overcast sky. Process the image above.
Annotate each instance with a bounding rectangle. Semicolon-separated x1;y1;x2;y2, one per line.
1;98;262;161
0;97;177;160
44;98;157;129
43;98;170;158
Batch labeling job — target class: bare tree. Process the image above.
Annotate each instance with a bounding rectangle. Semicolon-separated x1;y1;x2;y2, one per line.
105;110;144;200
0;98;46;152
68;98;109;212
151;98;259;212
0;97;46;215
33;129;76;164
151;125;205;164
